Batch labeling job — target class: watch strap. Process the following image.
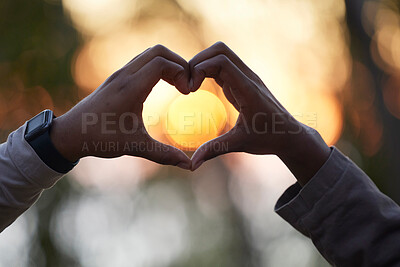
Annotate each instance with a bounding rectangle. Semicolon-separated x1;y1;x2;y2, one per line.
28;128;77;174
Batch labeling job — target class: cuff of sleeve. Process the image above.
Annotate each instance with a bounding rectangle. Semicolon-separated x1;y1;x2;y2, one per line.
7;123;64;189
274;147;350;231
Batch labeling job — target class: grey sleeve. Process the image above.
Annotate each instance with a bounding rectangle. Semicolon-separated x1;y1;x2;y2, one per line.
275;147;400;267
0;124;64;232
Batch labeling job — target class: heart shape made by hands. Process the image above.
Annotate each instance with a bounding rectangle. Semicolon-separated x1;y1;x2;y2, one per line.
62;42;302;172
132;42;325;176
144;79;236;152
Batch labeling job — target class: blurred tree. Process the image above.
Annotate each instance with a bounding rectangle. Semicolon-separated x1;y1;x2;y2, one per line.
342;0;400;203
0;0;79;135
0;0;80;265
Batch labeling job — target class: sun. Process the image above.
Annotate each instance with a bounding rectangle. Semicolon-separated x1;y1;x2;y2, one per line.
165;90;227;150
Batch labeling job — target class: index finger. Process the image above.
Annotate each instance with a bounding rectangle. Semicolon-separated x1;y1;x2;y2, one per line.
192;54;259;110
189;42;261;91
132;56;187;102
126;45;191;94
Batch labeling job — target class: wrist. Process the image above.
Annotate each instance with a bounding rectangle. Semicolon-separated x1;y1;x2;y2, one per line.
278;125;331;186
50;116;82;162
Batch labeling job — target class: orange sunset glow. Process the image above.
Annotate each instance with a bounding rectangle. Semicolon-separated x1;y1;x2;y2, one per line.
2;0;400;266
165;90;227;150
68;0;348;150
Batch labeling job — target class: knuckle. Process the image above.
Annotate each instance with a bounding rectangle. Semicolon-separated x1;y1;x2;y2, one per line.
151;44;167;56
215;54;229;66
152;55;167;66
106;68;124;83
214;41;228;52
116;76;131;93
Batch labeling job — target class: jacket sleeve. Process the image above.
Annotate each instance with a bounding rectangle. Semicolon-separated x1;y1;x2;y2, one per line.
0;123;64;232
275;147;400;267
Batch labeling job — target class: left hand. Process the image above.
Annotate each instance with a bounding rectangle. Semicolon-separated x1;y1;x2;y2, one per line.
50;45;192;170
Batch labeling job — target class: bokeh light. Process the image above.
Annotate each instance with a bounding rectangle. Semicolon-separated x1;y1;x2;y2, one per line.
70;0;349;151
288;90;343;146
372;4;400;71
383;74;400;119
62;0;135;36
2;0;400;266
165;90;227;150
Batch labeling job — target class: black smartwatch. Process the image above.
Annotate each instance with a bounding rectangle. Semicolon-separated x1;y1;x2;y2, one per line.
25;109;78;173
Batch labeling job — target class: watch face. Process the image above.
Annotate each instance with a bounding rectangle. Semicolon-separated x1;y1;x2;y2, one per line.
25;110;53;141
26;113;46;133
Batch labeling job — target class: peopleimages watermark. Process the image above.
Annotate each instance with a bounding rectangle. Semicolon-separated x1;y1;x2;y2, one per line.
80;140;229;153
80;111;319;136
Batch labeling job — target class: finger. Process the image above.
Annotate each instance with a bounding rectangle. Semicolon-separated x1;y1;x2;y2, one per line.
189;42;261;91
192;54;257;111
222;84;240;111
124;48;150;67
204;76;240;111
128;45;187;73
103;48;151;86
191;129;241;171
125;45;190;94
132;56;187;102
140;136;192;170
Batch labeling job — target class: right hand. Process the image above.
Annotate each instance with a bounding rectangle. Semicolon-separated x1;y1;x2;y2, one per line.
189;42;331;185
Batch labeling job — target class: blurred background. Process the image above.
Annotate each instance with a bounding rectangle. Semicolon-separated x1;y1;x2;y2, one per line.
0;0;399;266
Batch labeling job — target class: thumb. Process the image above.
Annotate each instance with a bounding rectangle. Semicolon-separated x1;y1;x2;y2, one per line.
139;135;191;170
191;129;241;171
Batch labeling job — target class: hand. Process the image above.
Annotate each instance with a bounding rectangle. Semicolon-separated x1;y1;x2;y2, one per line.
189;42;331;185
50;45;192;170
